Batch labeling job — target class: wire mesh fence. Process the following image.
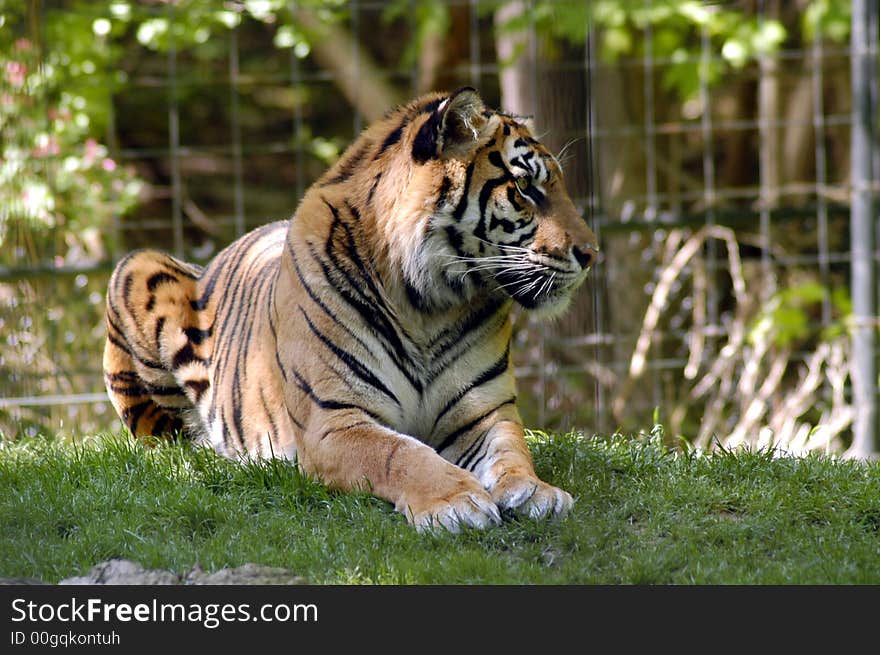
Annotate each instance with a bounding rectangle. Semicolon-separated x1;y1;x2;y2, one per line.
1;1;878;454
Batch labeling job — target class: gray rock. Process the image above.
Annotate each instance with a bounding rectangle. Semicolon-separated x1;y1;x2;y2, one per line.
187;562;306;585
0;577;47;585
54;559;306;585
60;559;180;585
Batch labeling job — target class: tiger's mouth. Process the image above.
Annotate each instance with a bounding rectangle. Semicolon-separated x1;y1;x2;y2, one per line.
494;266;588;314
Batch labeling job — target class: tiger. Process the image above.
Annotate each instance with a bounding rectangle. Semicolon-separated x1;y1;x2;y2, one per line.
103;87;599;532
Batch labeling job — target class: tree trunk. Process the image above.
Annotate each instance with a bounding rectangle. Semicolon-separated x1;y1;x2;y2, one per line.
294;7;403;122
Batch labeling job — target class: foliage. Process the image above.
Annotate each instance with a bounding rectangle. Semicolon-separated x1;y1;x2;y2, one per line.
0;5;142;265
382;0;451;72
2;430;880;584
749;281;852;348
0;0;353;264
611;226;856;454
490;0;852;107
802;0;852;42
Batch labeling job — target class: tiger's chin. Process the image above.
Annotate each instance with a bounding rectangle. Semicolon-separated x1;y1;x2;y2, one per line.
515;291;575;319
497;273;587;319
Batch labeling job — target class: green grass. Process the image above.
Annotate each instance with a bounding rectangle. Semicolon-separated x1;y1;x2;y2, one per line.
1;431;879;584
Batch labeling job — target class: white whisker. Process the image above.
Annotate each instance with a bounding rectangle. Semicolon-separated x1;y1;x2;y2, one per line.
554;137;583;172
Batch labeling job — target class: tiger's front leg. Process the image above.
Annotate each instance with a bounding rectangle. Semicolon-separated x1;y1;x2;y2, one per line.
470;408;574;520
299;412;502;532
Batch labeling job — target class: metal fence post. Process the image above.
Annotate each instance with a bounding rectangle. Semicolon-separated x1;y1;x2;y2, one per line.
849;0;879;458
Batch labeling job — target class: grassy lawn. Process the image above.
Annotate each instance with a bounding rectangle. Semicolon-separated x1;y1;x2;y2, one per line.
1;430;878;584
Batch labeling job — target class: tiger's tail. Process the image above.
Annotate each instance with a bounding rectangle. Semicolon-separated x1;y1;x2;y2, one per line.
102;249;207;440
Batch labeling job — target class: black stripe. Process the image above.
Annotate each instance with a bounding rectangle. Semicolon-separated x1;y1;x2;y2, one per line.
184;379;209;402
346;202;361;222
521;184;545;206
428;298;504;356
318;420;372;444
367;172;382;206
376;122;405;158
105;329;133;358
286;407;304;431
432;343;510;431
412;111;442;163
183;326;212;344
289;367;384;422
420;97;444;114
487;150;510;173
318;139;372;187
444;225;467;258
435;397;516;454
259;386;279;448
506;184;524;212
156;257;202;280
152;413;171;436
209;235;281;394
405;279;430;314
442;268;465;297
230;367;246;451
330;201;395;317
298;306;400;405
146;272;177;292
122;272;134;306
191;222;283;310
289;245;373;355
436;176;452;210
476;175;510;242
488;212;518;234
149;385;186;396
106;380;184;399
509;224;537;247
154;316;166;347
172;342;205;369
451;162;475;221
105;383;151;397
106;316;165;370
122;399;153;434
424;304;507;386
104;371;143;383
456;429;488;469
267;292;288;384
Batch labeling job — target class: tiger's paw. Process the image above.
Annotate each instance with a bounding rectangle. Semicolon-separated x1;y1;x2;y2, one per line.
407;489;502;533
490;474;573;521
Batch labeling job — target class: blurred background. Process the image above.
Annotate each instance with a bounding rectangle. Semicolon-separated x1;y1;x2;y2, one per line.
1;0;878;456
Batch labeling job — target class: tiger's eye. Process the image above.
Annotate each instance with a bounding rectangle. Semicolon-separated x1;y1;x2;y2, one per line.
515;177;532;194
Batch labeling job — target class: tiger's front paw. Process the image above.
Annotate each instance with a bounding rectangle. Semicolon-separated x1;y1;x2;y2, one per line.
407;487;502;533
490;474;573;521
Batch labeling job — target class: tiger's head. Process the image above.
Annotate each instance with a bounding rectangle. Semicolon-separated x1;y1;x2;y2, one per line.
374;87;598;317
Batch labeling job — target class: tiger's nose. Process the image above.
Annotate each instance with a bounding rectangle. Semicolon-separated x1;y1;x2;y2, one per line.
573;244;599;270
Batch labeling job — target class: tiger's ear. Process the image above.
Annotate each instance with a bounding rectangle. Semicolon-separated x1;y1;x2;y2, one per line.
412;87;489;163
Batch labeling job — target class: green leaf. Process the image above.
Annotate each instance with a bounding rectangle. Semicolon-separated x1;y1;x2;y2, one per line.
751;20;786;55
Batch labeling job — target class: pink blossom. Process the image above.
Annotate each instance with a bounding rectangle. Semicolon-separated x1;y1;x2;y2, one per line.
83;138;99;165
33;135;60;158
102;158;117;172
5;61;26;87
14;39;32;52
